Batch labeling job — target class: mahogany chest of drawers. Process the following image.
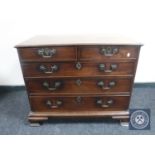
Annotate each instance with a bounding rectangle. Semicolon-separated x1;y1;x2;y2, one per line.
15;35;142;126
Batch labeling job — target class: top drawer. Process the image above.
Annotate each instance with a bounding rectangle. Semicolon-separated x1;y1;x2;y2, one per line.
17;46;77;62
79;46;139;61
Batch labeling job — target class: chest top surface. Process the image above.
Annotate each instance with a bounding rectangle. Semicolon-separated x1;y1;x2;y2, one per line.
15;35;143;48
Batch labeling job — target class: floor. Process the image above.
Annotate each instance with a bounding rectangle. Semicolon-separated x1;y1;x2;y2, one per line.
0;85;155;134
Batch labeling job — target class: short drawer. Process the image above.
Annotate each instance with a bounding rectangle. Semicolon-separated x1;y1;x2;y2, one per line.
18;46;77;61
22;62;135;77
30;95;130;112
25;77;132;95
79;45;139;60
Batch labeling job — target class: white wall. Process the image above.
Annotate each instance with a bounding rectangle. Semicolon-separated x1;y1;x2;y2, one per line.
0;0;155;85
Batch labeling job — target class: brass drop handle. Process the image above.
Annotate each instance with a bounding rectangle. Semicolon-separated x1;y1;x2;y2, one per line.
96;99;104;105
108;81;116;87
106;99;114;105
97;81;105;88
46;100;63;108
100;47;118;56
98;63;117;72
97;80;116;89
96;98;114;108
39;64;59;74
110;64;117;71
38;48;56;58
56;100;63;106
98;64;105;71
43;81;62;91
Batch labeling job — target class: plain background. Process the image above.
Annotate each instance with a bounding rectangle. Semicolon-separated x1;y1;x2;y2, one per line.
0;136;154;155
0;0;155;85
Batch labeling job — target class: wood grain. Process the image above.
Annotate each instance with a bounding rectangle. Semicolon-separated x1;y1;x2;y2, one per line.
79;45;139;60
15;36;141;124
25;77;132;95
22;62;135;77
30;95;130;112
18;46;77;62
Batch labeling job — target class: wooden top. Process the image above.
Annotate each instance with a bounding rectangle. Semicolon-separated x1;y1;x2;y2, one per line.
15;35;143;47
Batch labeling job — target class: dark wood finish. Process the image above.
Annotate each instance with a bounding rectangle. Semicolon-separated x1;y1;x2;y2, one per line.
16;36;142;125
30;95;130;112
22;62;135;78
25;77;132;95
18;46;77;62
79;46;139;60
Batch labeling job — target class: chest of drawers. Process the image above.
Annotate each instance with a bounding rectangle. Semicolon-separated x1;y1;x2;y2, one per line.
15;35;142;126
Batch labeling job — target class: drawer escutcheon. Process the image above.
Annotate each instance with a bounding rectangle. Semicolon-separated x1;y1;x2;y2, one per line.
76;79;82;86
76;62;82;70
76;96;82;104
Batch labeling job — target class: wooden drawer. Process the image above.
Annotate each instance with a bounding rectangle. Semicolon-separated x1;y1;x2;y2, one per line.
18;46;77;62
79;46;139;60
30;95;130;112
25;77;132;95
22;62;135;77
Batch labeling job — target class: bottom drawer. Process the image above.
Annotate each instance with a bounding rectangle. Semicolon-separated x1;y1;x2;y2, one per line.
30;95;130;112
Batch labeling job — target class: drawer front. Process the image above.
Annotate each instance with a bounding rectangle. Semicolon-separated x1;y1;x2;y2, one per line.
80;46;139;60
22;62;135;77
25;78;132;94
18;47;76;61
30;95;130;112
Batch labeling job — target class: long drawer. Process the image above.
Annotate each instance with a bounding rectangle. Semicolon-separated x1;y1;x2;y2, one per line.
79;45;139;60
25;77;132;95
18;46;77;62
30;95;130;112
22;62;135;77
